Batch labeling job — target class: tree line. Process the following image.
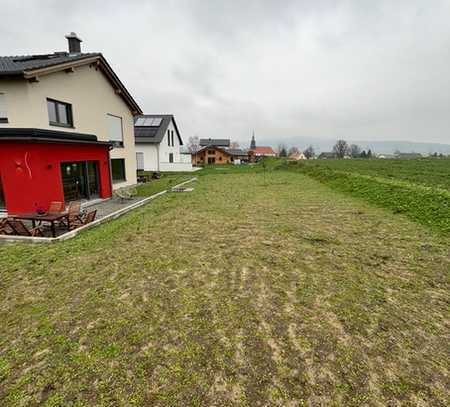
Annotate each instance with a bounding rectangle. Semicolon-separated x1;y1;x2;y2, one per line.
278;140;372;159
277;144;315;158
332;140;373;158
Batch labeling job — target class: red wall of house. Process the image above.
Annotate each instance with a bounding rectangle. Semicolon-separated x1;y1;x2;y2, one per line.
0;142;112;214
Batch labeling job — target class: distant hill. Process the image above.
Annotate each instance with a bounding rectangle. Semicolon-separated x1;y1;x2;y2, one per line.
353;140;450;155
254;137;450;155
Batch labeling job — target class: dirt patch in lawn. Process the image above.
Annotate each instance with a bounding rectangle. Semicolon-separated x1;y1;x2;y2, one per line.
0;171;448;406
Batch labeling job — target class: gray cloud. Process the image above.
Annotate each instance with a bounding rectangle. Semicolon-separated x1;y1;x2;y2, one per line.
2;0;450;146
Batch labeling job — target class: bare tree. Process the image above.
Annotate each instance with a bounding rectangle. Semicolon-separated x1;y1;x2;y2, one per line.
187;136;200;153
230;141;240;149
288;146;300;156
278;143;288;157
304;145;315;159
333;140;349;158
350;144;361;158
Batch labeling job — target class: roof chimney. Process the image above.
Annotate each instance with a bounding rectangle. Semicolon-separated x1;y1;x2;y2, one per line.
65;32;82;54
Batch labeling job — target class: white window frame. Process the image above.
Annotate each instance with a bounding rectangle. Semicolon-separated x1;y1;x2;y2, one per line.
107;114;124;148
136;152;145;171
111;158;126;183
0;93;8;123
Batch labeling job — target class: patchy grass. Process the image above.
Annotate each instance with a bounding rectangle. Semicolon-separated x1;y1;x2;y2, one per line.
283;159;450;234
135;172;194;197
0;170;449;406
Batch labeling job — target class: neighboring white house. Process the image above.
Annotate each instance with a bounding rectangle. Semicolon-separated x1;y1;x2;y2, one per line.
288;151;306;161
134;114;193;172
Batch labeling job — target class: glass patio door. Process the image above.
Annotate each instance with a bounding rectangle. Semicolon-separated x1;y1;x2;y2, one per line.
61;161;99;202
87;162;100;199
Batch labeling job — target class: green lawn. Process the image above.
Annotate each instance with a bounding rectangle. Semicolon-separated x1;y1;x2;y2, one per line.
1;169;449;406
135;172;194;197
286;159;450;234
301;158;450;191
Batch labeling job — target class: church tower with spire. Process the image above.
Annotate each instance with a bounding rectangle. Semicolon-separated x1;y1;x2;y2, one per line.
250;132;256;150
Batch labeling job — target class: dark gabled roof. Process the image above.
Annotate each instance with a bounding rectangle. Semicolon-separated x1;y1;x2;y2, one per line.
225;148;248;156
195;145;247;157
0;52;142;114
200;138;230;147
0;52;100;75
134;114;183;145
318;152;336;158
0;128;111;147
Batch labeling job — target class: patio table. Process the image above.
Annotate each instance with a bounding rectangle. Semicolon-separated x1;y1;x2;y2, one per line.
11;212;68;238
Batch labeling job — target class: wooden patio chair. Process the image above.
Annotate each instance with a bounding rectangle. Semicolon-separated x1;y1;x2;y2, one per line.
84;210;97;224
0;218;14;235
60;201;82;229
6;219;43;237
36;201;65;228
48;201;64;214
68;209;97;230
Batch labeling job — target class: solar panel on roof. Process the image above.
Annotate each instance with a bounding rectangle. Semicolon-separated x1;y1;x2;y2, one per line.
135;117;163;127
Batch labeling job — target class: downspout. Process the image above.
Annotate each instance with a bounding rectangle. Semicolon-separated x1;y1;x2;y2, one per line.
157;143;160;172
108;144;113;196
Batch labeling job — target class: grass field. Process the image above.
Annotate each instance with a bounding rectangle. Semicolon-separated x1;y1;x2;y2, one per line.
1;168;449;406
299;158;450;191
135;173;194;197
285;158;450;234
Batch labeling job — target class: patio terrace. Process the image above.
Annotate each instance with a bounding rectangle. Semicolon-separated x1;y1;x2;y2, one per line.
0;177;196;242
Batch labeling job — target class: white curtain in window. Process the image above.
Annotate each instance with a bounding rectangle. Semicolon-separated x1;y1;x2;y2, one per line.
0;93;7;119
107;114;123;142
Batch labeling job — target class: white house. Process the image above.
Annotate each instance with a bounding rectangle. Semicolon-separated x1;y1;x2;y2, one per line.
134;114;193;172
288;151;307;161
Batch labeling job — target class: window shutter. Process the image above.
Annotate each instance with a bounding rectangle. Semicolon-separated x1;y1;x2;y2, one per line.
0;93;7;119
107;114;123;142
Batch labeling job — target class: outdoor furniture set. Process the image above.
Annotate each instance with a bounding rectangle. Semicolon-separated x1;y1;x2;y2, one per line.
0;201;97;238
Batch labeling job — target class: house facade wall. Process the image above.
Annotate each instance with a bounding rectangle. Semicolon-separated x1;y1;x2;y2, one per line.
192;147;232;165
0;63;137;187
135;143;159;171
158;120;181;165
0;141;111;214
135;119;193;172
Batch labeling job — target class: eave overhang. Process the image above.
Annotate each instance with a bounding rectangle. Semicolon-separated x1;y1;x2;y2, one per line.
6;55;143;115
0;128;112;148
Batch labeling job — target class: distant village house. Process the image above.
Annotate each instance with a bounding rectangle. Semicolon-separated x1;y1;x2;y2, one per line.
191;138;248;165
288;151;306;161
248;134;276;161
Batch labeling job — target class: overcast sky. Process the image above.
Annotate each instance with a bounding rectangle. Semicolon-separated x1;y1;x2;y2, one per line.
2;0;450;146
